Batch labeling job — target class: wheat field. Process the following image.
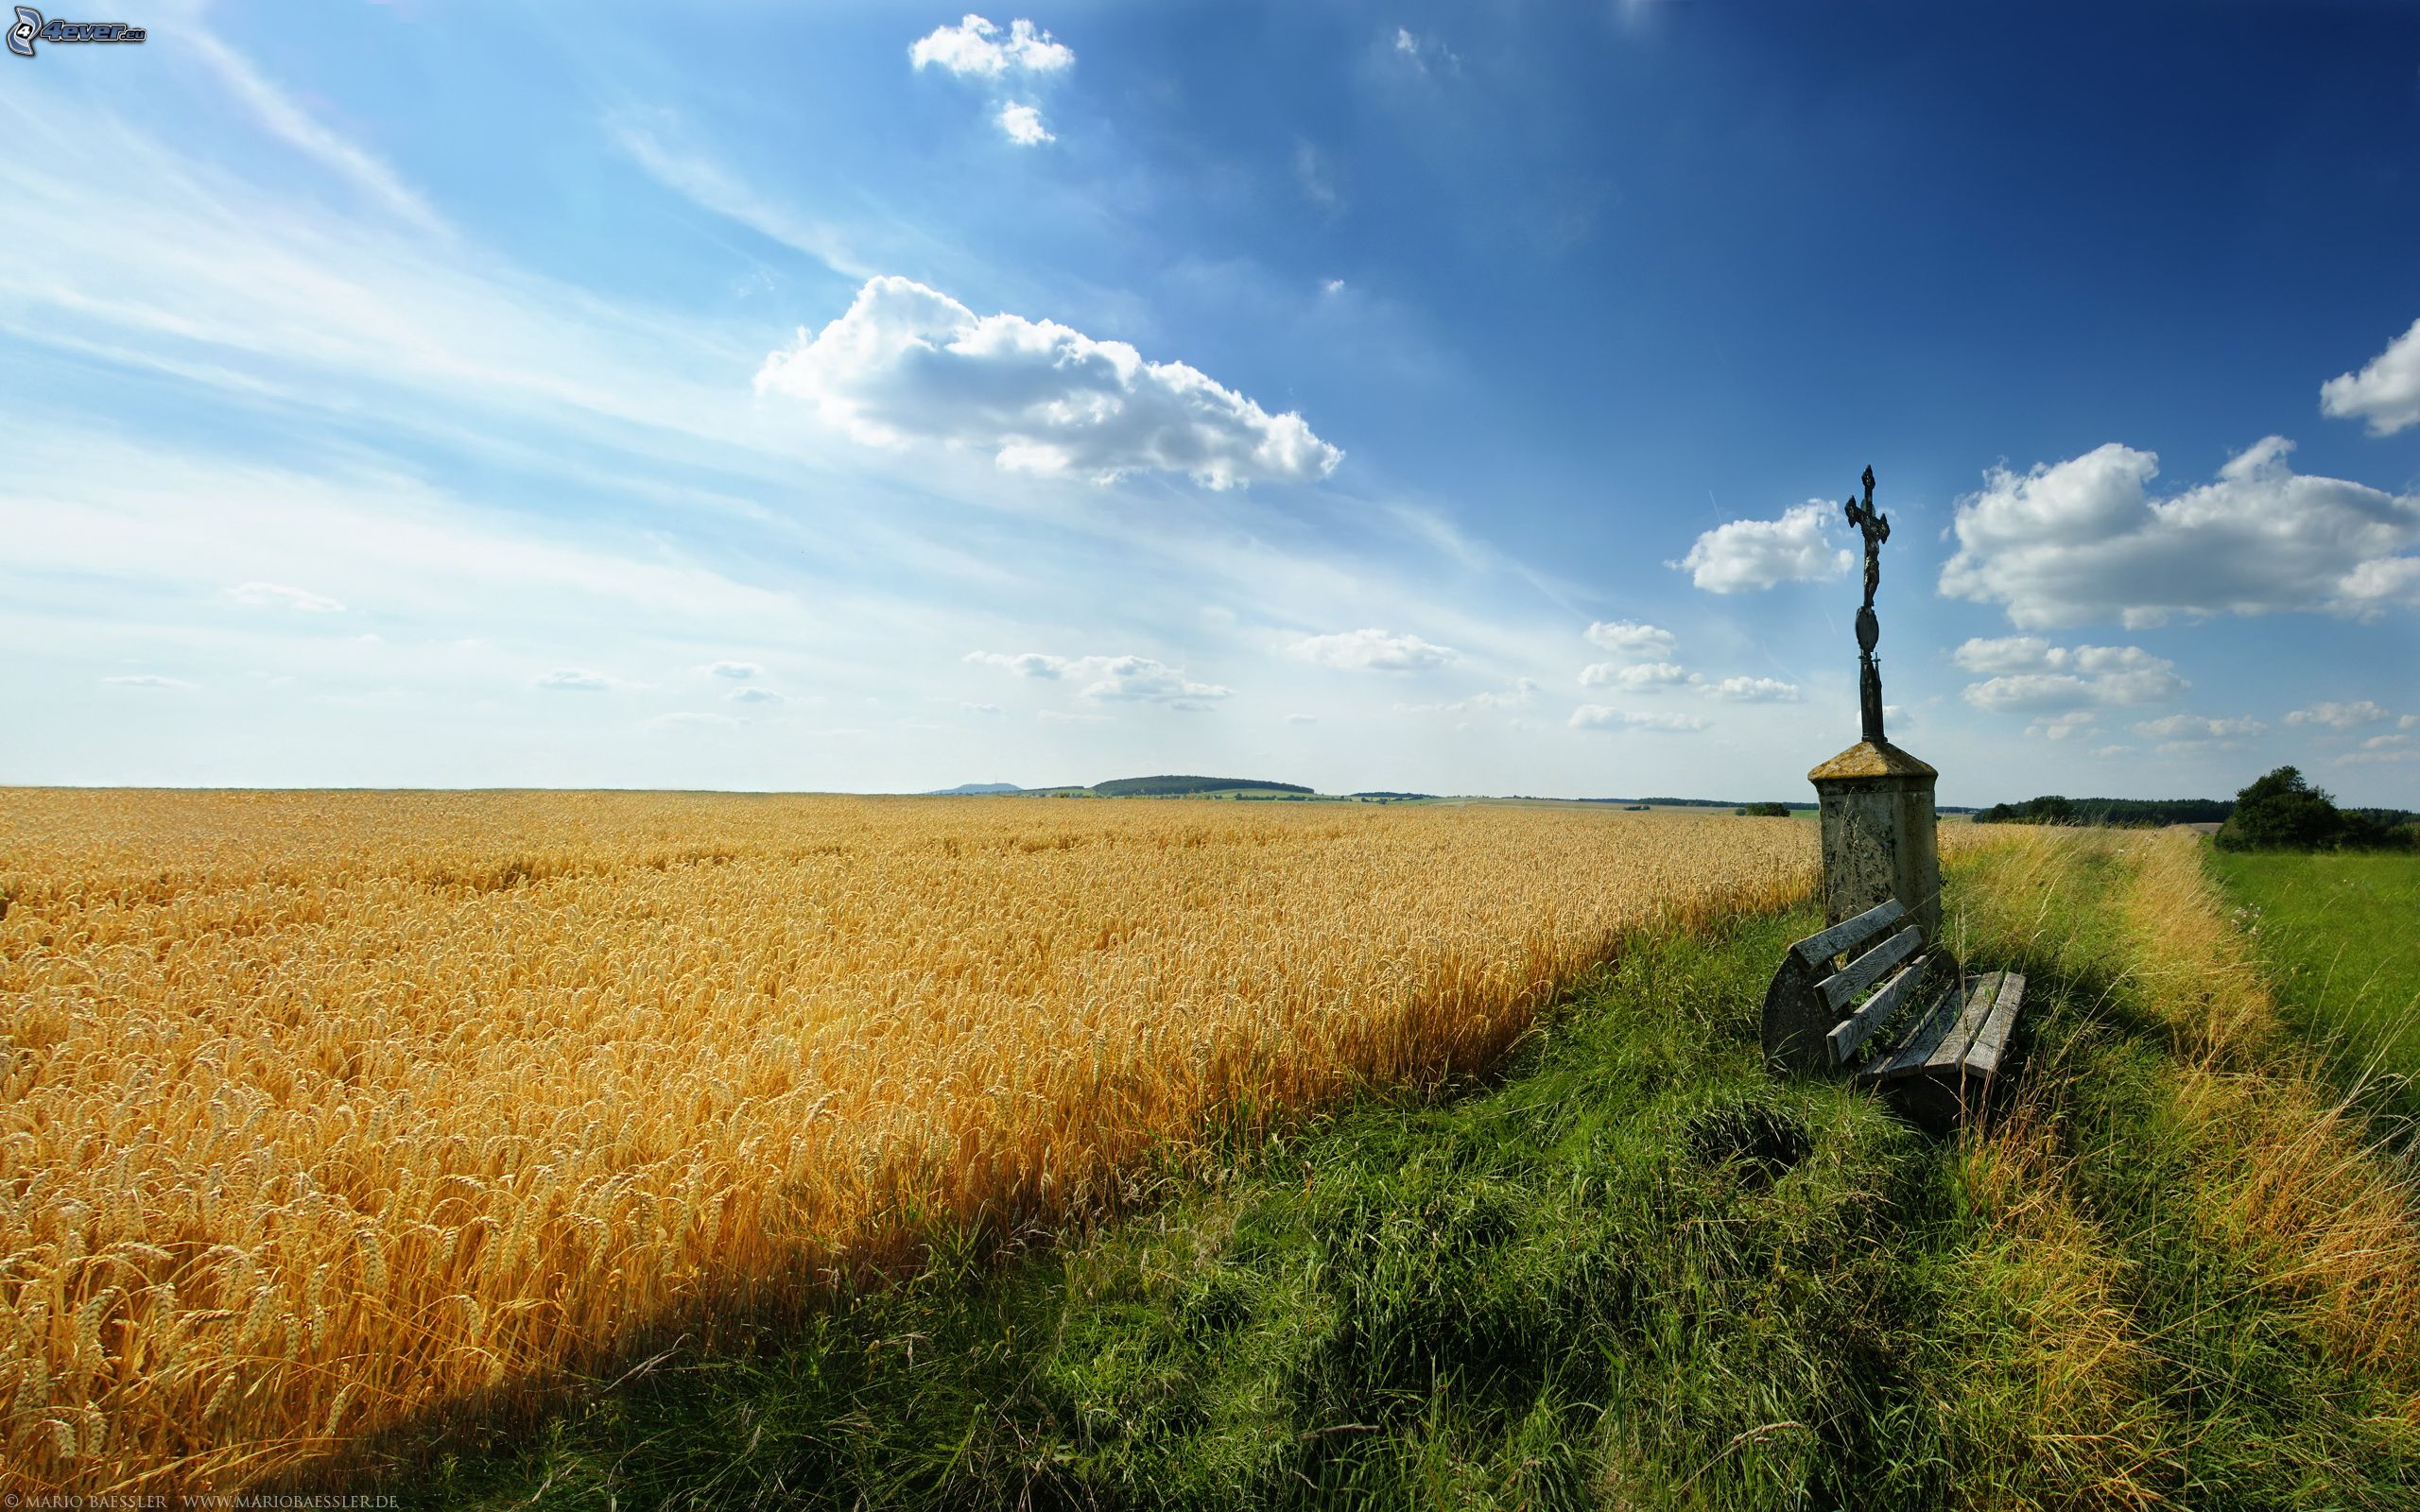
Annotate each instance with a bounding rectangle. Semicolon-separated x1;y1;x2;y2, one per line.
3;789;1854;1492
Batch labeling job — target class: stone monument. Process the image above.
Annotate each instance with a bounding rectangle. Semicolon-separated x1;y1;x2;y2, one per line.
1808;466;1942;942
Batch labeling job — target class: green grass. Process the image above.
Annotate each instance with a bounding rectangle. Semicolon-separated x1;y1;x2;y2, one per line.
2209;847;2420;1121
386;840;2420;1510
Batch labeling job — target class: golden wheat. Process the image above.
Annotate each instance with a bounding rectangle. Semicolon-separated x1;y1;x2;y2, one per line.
0;790;1873;1492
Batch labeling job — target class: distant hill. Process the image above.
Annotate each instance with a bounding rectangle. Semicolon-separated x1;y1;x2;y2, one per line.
1350;791;1437;800
927;782;1025;796
1089;775;1313;798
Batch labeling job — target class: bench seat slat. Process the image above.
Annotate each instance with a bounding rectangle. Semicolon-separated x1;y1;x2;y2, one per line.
1826;954;1929;1067
1786;899;1905;969
1920;970;2009;1074
1961;972;2026;1076
1817;926;1923;1014
1852;975;1980;1084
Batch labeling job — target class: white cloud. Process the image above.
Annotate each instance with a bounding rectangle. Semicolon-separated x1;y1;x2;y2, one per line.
1708;676;1800;703
609;113;869;279
961;701;1005;715
1398;678;1539;715
2027;711;2096;742
1391;26;1461;74
1582;620;1677;661
1951;636;2055;675
965;650;1069;679
728;687;783;704
1581;662;1687;691
2341;734;2418;765
1292;140;1340;212
968;650;1229;705
757;277;1342;488
996;101;1055;146
1288;627;1460;672
705;660;762;679
2285;699;2393;729
1321;278;1346;297
1940;438;2420;628
229;581;343;612
2132;713;2267;750
1286;713;1319;725
536;669;613;692
909;14;1075;77
1678;503;1852;593
183;27;447;238
1957;640;2186;713
1569;706;1708;733
2321;317;2420;437
102;673;193;690
2092;744;2135;759
651;711;740;730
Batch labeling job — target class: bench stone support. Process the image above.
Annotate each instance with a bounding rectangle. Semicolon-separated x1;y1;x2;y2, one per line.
1808;739;1941;945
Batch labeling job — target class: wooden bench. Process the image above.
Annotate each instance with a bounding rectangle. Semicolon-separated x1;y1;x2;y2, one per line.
1761;898;2026;1127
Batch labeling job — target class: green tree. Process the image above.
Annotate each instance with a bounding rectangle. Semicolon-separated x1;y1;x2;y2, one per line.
2216;766;2346;851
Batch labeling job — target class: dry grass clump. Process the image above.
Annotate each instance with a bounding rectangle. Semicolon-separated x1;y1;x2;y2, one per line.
2120;833;2420;1405
1;790;1822;1493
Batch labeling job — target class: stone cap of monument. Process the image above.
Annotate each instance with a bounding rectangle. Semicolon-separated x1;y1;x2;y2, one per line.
1808;740;1939;782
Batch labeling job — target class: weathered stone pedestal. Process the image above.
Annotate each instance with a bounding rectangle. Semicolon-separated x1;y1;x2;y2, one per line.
1809;739;1941;944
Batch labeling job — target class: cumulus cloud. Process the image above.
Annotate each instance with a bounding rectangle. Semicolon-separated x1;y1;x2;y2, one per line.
1286;713;1319;725
967;650;1229;705
1288;627;1460;672
1569;706;1708;733
1583;620;1678;662
230;581;342;612
2028;711;2097;742
1580;662;1687;691
996;101;1054;146
536;669;613;692
102;673;193;690
1708;676;1801;703
961;701;1005;715
758;277;1342;488
2132;713;2266;752
1678;503;1852;593
2285;699;2394;729
1955;639;2187;713
1940;438;2420;628
2341;733;2418;765
1399;678;1539;715
728;687;784;704
2321;317;2420;437
909;14;1074;77
705;661;761;679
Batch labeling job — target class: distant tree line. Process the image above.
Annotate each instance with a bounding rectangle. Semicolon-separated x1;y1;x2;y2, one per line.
1973;796;2232;828
1735;801;1794;817
1088;776;1313;798
1975;770;2415;850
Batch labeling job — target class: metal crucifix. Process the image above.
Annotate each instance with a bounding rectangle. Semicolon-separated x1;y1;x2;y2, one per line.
1844;465;1890;744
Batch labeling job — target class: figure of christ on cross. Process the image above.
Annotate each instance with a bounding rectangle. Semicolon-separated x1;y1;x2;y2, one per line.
1843;465;1889;743
1844;464;1888;615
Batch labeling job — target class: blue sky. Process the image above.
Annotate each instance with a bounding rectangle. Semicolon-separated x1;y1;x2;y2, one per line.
3;1;2416;805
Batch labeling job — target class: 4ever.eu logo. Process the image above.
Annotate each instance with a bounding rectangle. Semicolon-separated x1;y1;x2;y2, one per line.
9;7;147;56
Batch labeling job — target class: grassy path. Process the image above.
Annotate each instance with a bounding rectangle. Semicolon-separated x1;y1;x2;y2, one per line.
402;833;2420;1509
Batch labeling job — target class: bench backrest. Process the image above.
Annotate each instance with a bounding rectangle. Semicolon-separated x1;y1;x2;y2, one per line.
1761;899;1931;1074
